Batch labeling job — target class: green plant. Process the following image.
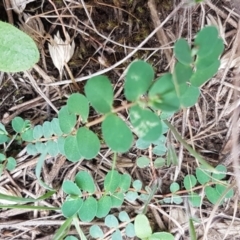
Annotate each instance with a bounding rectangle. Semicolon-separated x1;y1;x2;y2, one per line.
0;20;39;72
0;26;229;239
134;214;174;240
163;164;234;206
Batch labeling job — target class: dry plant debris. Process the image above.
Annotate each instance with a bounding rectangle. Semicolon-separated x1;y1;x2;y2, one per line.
0;0;240;239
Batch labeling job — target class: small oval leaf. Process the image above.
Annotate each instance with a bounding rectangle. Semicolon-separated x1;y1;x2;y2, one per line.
102;114;133;153
75;171;95;194
96;196;112;218
78;197;97;222
84;75;113;114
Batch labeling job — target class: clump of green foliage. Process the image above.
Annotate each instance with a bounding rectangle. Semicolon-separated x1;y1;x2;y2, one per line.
0;22;232;240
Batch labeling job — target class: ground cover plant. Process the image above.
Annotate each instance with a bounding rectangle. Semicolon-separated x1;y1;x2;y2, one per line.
0;1;239;239
0;17;235;239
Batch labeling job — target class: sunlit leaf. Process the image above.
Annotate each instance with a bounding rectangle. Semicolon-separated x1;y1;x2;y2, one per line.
136;156;150;168
42;121;53;138
212;164;227;180
149;232;174;240
33;125;43;140
134;214;152;239
205;186;222;205
124;60;154;101
111;192;124;207
118;174;131;192
102;114;133;152
0;20;39;72
129;105;162;141
84;75;113;114
148;73;180;112
196;166;211;185
170;182;180;193
51;118;63;136
46;140;59;157
6;157;16;171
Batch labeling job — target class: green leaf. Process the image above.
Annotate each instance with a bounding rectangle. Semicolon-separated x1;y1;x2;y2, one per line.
35;142;46;153
179;85;200;108
0;20;39;72
125;191;138;202
33;125;43;140
148;73;180;112
89;225;104;238
0;123;8;135
172;195;183;204
22;129;34;142
62;198;83;218
104;170;121;193
194;26;219;58
135;138;150;150
196;38;224;70
96;196;112;218
154;157;165;168
64;136;82;162
111;192;124;207
190;60;220;87
130;105;162;141
136;156;150;168
125;223;135;238
67;93;89;123
215;183;234;199
51;118;63;136
105;214;119;228
78;197;97;222
102;114;133;152
112;229;122;240
205;186;222;205
124;60;154;101
133;180;142;191
212;164;227;180
65;236;78;240
46;140;59;157
26;143;38;155
189;192;201;207
196;166;211;185
42;121;53;138
12;117;25;133
57;137;66;155
0;153;6;162
58;106;76;134
152;144;167;156
76;127;100;160
75;171;95;194
6;157;16;171
183;175;197;190
119;211;130;222
172;62;193;94
174;38;192;65
134;214;152;238
84;75;113;114
62;180;81;196
118;174;131;192
149;232;174;240
0;135;9;144
170;182;180;193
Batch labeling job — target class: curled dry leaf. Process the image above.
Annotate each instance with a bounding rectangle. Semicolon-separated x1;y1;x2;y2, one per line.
0;185;22;205
48;31;75;78
10;0;36;14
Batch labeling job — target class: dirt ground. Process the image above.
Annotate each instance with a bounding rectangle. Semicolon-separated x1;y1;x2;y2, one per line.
1;0;240;239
